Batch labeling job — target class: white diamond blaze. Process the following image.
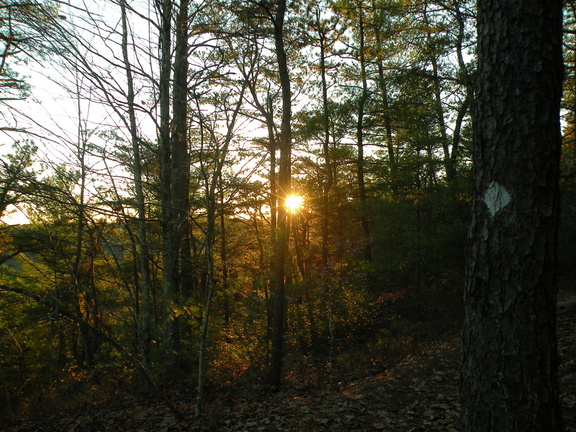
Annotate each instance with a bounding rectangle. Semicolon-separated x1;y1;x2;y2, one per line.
483;181;511;217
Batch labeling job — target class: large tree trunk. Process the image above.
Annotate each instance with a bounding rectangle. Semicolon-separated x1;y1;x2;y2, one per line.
157;0;191;369
460;1;564;431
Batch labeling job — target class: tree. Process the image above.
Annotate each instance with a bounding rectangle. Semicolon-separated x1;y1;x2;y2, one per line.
0;1;64;134
119;0;153;370
414;0;474;184
156;0;196;371
267;0;292;389
222;0;295;387
334;0;373;261
0;141;36;221
0;1;56;99
460;1;564;431
307;2;340;275
349;0;372;261
156;0;179;366
193;79;247;416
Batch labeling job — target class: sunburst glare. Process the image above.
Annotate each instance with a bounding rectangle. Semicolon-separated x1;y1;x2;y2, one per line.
285;194;303;213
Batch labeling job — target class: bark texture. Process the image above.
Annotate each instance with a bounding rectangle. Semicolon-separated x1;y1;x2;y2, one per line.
460;1;564;431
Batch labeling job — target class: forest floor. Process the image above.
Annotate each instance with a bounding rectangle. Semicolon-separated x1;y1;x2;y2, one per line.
4;295;576;432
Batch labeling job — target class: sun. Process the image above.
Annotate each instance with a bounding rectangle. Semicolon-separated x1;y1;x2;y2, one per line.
285;194;303;213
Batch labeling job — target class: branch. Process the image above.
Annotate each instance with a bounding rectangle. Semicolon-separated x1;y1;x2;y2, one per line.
0;251;22;265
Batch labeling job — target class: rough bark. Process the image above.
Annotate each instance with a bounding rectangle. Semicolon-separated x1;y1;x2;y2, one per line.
460;2;564;431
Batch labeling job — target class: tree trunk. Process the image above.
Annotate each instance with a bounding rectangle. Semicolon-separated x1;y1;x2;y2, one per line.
156;0;179;368
308;7;332;353
448;1;473;186
269;0;292;388
70;74;99;370
195;80;245;416
195;197;216;418
460;2;564;431
422;5;452;182
120;0;152;370
172;0;192;302
355;1;372;262
316;9;333;274
376;54;397;192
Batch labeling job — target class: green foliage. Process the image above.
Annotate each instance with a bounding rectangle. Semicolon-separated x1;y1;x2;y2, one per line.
0;0;61;103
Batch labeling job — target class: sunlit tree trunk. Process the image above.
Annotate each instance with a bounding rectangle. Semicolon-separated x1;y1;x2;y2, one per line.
461;1;563;430
240;49;279;255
